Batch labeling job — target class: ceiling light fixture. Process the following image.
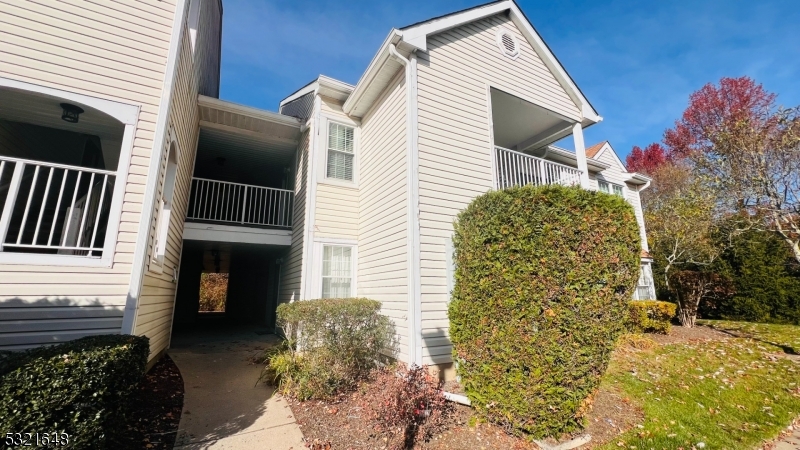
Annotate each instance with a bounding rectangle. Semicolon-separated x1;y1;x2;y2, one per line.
60;103;84;123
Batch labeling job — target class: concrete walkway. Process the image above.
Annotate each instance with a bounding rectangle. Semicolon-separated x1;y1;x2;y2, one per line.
169;327;304;450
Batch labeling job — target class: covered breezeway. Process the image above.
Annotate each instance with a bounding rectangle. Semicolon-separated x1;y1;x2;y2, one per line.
172;240;286;334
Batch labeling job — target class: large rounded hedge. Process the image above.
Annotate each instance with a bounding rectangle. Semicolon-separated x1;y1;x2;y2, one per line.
448;184;640;437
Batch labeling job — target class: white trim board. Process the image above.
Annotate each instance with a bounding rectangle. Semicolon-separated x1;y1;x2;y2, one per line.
183;222;292;246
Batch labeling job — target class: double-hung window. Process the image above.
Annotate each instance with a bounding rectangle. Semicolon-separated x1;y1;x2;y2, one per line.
598;180;623;197
326;122;355;181
321;245;353;298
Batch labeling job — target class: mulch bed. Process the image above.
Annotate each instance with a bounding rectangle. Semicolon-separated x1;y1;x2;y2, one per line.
290;325;735;449
292;380;643;450
116;355;185;449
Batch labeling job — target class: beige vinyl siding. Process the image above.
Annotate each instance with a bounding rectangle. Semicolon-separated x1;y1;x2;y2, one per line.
415;14;583;365
0;0;176;349
193;0;221;97
315;185;359;239
425;14;580;122
279;128;310;304
357;72;409;362
315;96;359;240
134;23;199;359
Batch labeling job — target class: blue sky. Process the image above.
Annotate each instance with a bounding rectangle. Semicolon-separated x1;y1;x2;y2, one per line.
219;0;800;158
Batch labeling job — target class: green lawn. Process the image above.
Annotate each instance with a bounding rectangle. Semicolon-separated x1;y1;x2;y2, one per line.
598;321;800;449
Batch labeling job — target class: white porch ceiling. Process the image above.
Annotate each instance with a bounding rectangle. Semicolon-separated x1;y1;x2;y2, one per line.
195;96;301;187
490;88;573;151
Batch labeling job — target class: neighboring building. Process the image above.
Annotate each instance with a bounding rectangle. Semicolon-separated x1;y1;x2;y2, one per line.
0;0;655;373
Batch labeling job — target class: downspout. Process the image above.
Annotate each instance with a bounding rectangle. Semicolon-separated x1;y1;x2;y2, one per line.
388;44;423;367
122;0;189;335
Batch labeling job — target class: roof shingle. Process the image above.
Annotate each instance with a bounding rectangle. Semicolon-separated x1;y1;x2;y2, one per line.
585;141;607;159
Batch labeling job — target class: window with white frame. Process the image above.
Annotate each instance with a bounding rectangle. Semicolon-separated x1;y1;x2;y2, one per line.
326;122;355;181
321;245;353;298
598;180;624;197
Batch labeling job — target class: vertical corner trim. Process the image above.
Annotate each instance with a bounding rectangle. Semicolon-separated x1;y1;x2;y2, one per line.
122;0;190;335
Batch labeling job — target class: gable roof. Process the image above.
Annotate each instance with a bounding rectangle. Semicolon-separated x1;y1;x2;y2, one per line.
342;0;601;124
587;141;653;188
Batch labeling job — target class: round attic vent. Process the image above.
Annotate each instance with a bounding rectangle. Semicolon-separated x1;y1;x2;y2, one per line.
496;28;520;60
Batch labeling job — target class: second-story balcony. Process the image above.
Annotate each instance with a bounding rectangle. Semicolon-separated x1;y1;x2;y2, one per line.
493;146;582;189
181;96;302;247
186;178;293;228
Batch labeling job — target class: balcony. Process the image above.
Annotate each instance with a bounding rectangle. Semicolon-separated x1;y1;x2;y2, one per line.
186;177;293;228
493;146;582;189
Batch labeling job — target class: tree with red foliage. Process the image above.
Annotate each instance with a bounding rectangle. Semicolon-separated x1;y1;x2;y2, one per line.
626;143;669;175
663;76;800;264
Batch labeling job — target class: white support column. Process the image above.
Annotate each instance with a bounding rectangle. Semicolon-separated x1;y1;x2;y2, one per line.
572;122;590;188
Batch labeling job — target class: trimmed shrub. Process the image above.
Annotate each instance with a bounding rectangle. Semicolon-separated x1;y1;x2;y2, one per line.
262;298;395;400
0;334;150;449
449;184;640;437
627;301;677;334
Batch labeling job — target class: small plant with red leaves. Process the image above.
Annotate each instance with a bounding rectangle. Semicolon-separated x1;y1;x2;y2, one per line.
362;364;451;449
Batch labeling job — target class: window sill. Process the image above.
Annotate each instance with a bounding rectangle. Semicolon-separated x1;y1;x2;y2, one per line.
318;177;359;190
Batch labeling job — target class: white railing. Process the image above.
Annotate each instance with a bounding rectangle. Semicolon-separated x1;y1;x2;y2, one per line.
0;156;116;257
494;146;582;190
187;178;293;228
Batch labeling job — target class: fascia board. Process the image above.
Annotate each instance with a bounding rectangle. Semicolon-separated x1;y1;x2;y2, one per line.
317;75;355;102
342;30;403;115
279;81;318;108
400;1;512;51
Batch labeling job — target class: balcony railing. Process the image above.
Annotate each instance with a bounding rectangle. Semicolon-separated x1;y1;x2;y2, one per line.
0;156;116;257
187;177;293;228
494;146;582;190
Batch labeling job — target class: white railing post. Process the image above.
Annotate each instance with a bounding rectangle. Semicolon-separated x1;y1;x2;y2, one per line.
0;162;25;250
241;185;248;224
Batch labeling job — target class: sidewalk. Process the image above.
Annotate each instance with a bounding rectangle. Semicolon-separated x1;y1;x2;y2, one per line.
169;328;304;450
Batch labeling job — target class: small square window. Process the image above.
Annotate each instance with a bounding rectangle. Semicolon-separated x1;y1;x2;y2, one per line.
326;122;354;181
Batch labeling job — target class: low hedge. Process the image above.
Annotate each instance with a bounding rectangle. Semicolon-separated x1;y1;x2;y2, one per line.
627;300;677;334
0;334;150;449
449;184;640;438
264;298;395;399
